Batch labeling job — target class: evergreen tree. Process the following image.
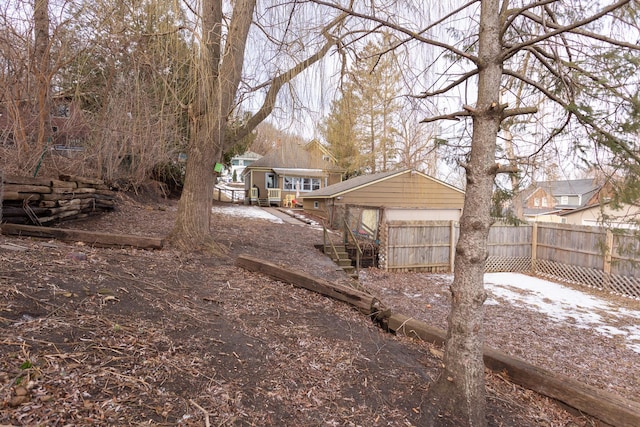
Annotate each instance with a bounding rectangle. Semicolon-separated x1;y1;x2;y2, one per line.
322;92;360;176
323;34;402;174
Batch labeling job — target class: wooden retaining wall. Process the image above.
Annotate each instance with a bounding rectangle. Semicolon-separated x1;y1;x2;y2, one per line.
380;220;640;299
237;255;640;427
0;174;115;225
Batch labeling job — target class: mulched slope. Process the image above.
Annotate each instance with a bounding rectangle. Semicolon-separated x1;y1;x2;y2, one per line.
0;196;603;425
359;268;640;399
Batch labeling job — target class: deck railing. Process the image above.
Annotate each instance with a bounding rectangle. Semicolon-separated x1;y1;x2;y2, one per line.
267;188;281;205
343;220;363;274
323;223;340;263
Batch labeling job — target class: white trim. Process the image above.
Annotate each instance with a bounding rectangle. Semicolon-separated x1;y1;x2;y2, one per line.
272;168;325;177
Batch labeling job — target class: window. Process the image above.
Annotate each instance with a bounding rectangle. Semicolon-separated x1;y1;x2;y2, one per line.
266;173;276;189
541;198;548;207
314;201;319;209
283;176;320;192
534;198;540;207
52;104;70;117
561;196;569;205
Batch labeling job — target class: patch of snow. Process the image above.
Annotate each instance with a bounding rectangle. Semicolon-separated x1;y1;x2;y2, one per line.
282;209;323;229
594;325;627;337
211;205;283;223
484;272;640;354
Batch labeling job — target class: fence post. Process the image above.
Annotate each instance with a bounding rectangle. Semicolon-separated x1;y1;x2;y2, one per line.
531;222;538;274
0;170;3;224
603;229;613;291
449;220;456;273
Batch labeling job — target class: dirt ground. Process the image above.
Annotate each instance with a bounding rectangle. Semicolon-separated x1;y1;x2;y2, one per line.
0;193;634;426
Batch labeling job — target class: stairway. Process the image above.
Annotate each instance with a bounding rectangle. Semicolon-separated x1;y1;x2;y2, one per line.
257;198;270;207
325;244;356;276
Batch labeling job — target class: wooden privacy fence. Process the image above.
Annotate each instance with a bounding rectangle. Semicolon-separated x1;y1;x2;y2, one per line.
379;221;457;273
379;220;640;299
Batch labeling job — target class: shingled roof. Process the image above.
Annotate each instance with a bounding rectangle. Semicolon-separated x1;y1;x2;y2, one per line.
306;168;464;198
523;178;601;208
246;140;342;171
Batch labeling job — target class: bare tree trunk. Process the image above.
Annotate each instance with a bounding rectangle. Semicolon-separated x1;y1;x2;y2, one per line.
428;0;502;425
169;1;339;249
172;116;220;248
170;0;255;250
33;0;51;165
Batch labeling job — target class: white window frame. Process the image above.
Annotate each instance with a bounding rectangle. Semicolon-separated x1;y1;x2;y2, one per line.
283;176;320;192
266;173;277;189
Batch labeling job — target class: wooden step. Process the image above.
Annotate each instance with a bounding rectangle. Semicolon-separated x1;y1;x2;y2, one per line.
336;258;353;267
324;244;356;273
332;251;349;259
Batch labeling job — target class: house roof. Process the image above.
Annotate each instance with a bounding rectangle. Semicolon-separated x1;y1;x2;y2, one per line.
552;178;600;196
522;178;602;209
272;168;325;177
523;208;564;217
305;168;464;198
233;151;262;161
245;139;342;172
525;178;600;198
304;139;338;163
558;202;604;216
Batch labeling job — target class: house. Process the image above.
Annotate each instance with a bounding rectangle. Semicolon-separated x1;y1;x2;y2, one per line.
559;201;640;229
220;151;262;182
242;140;344;206
0;96;90;151
520;178;602;223
303;168;465;236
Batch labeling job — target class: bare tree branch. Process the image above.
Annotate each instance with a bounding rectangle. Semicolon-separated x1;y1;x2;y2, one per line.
229;13;348;146
383;0;481;55
502;67;569;108
416;69;479;98
310;0;479;63
501;0;558;40
527;45;635;99
503;0;633;61
524;113;572;162
502;106;538;118
517;8;640;53
420;109;471;123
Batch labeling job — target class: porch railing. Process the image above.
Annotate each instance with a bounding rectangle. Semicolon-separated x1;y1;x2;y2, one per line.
267;188;281;206
249;187;258;204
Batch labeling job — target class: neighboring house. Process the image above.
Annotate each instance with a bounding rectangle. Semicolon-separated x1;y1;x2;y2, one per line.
559;201;640;229
0;96;90;150
520;178;602;223
220;151;262;182
303;168;465;236
305;138;339;165
242;139;344;206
